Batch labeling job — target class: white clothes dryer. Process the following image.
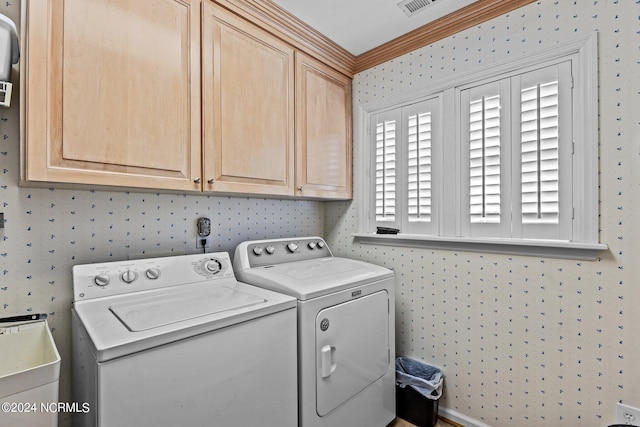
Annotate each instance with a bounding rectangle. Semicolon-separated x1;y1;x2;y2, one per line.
72;252;297;427
234;237;395;427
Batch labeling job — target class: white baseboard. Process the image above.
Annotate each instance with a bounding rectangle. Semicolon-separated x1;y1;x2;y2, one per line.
439;407;492;427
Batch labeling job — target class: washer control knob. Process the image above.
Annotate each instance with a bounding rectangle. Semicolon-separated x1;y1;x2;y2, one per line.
94;274;110;287
308;242;317;250
145;268;160;280
286;243;298;253
265;246;275;255
253;246;263;256
204;259;222;274
121;270;138;284
317;241;325;249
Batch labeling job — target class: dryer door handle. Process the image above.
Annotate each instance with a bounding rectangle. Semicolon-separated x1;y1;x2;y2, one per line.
320;345;337;379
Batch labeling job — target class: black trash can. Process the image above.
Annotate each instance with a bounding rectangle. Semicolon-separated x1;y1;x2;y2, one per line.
395;357;443;427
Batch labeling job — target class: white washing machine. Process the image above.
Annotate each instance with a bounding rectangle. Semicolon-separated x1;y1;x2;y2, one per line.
234;237;395;427
71;252;297;427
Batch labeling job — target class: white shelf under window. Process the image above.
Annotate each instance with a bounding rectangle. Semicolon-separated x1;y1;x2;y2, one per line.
352;232;608;261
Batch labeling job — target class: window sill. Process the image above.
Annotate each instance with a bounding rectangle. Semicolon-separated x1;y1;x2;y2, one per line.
351;233;608;261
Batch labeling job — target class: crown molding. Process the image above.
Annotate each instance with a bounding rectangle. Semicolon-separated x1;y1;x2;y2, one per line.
353;0;537;74
212;0;537;78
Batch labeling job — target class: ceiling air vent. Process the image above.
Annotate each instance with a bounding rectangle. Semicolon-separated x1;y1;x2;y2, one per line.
397;0;434;17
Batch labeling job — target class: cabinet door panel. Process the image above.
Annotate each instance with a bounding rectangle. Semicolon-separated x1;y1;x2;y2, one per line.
24;0;201;191
202;3;294;196
295;53;352;199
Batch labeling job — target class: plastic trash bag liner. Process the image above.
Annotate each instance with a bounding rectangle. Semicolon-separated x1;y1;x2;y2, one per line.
395;357;443;400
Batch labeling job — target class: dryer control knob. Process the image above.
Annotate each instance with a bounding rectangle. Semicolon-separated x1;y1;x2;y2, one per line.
265;246;275;255
121;270;138;284
145;268;160;280
94;274;110;287
253;246;263;256
317;241;325;249
286;243;298;253
308;242;317;250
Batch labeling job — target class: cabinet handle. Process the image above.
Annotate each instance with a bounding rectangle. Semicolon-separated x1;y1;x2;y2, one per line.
194;178;201;184
207;179;215;184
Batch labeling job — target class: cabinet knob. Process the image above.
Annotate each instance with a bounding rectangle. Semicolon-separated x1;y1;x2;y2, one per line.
207;179;215;184
194;178;201;184
298;187;304;192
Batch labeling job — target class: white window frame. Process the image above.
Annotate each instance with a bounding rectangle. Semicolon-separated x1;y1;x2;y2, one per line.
354;33;607;260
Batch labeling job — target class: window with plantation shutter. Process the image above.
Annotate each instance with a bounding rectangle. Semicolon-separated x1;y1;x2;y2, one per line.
359;34;601;258
460;63;573;240
371;98;440;234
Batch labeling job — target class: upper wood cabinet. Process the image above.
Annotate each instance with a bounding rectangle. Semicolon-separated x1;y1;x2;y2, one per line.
22;0;352;199
202;2;295;197
295;52;352;200
22;0;202;192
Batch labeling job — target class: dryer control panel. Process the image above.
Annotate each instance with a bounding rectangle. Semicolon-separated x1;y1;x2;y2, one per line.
235;237;332;268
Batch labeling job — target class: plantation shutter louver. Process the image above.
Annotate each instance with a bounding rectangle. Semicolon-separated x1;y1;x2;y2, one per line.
469;94;501;223
520;80;560;224
407;112;432;223
375;118;397;222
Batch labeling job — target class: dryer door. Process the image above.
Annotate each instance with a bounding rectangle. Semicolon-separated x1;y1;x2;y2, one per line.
315;290;390;416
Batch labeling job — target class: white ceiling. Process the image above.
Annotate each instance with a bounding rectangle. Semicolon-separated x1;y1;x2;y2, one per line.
271;0;478;56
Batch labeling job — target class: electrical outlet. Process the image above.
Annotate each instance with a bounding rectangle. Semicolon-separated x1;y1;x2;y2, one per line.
196;236;211;250
616;403;640;425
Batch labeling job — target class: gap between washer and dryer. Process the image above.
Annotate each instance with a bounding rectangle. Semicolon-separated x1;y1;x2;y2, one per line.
389;417;459;427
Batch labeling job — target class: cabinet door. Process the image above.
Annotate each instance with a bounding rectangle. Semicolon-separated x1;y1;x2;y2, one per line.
202;3;295;196
23;0;202;191
295;52;352;200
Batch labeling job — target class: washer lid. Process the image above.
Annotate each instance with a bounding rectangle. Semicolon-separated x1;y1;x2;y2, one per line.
235;257;394;300
110;285;266;332
73;281;296;362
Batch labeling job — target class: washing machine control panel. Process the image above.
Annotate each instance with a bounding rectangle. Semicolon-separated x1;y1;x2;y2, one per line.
243;237;332;268
72;252;236;301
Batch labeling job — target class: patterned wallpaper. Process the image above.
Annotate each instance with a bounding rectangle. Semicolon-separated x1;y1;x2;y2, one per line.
0;2;324;426
326;0;639;426
3;0;639;426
